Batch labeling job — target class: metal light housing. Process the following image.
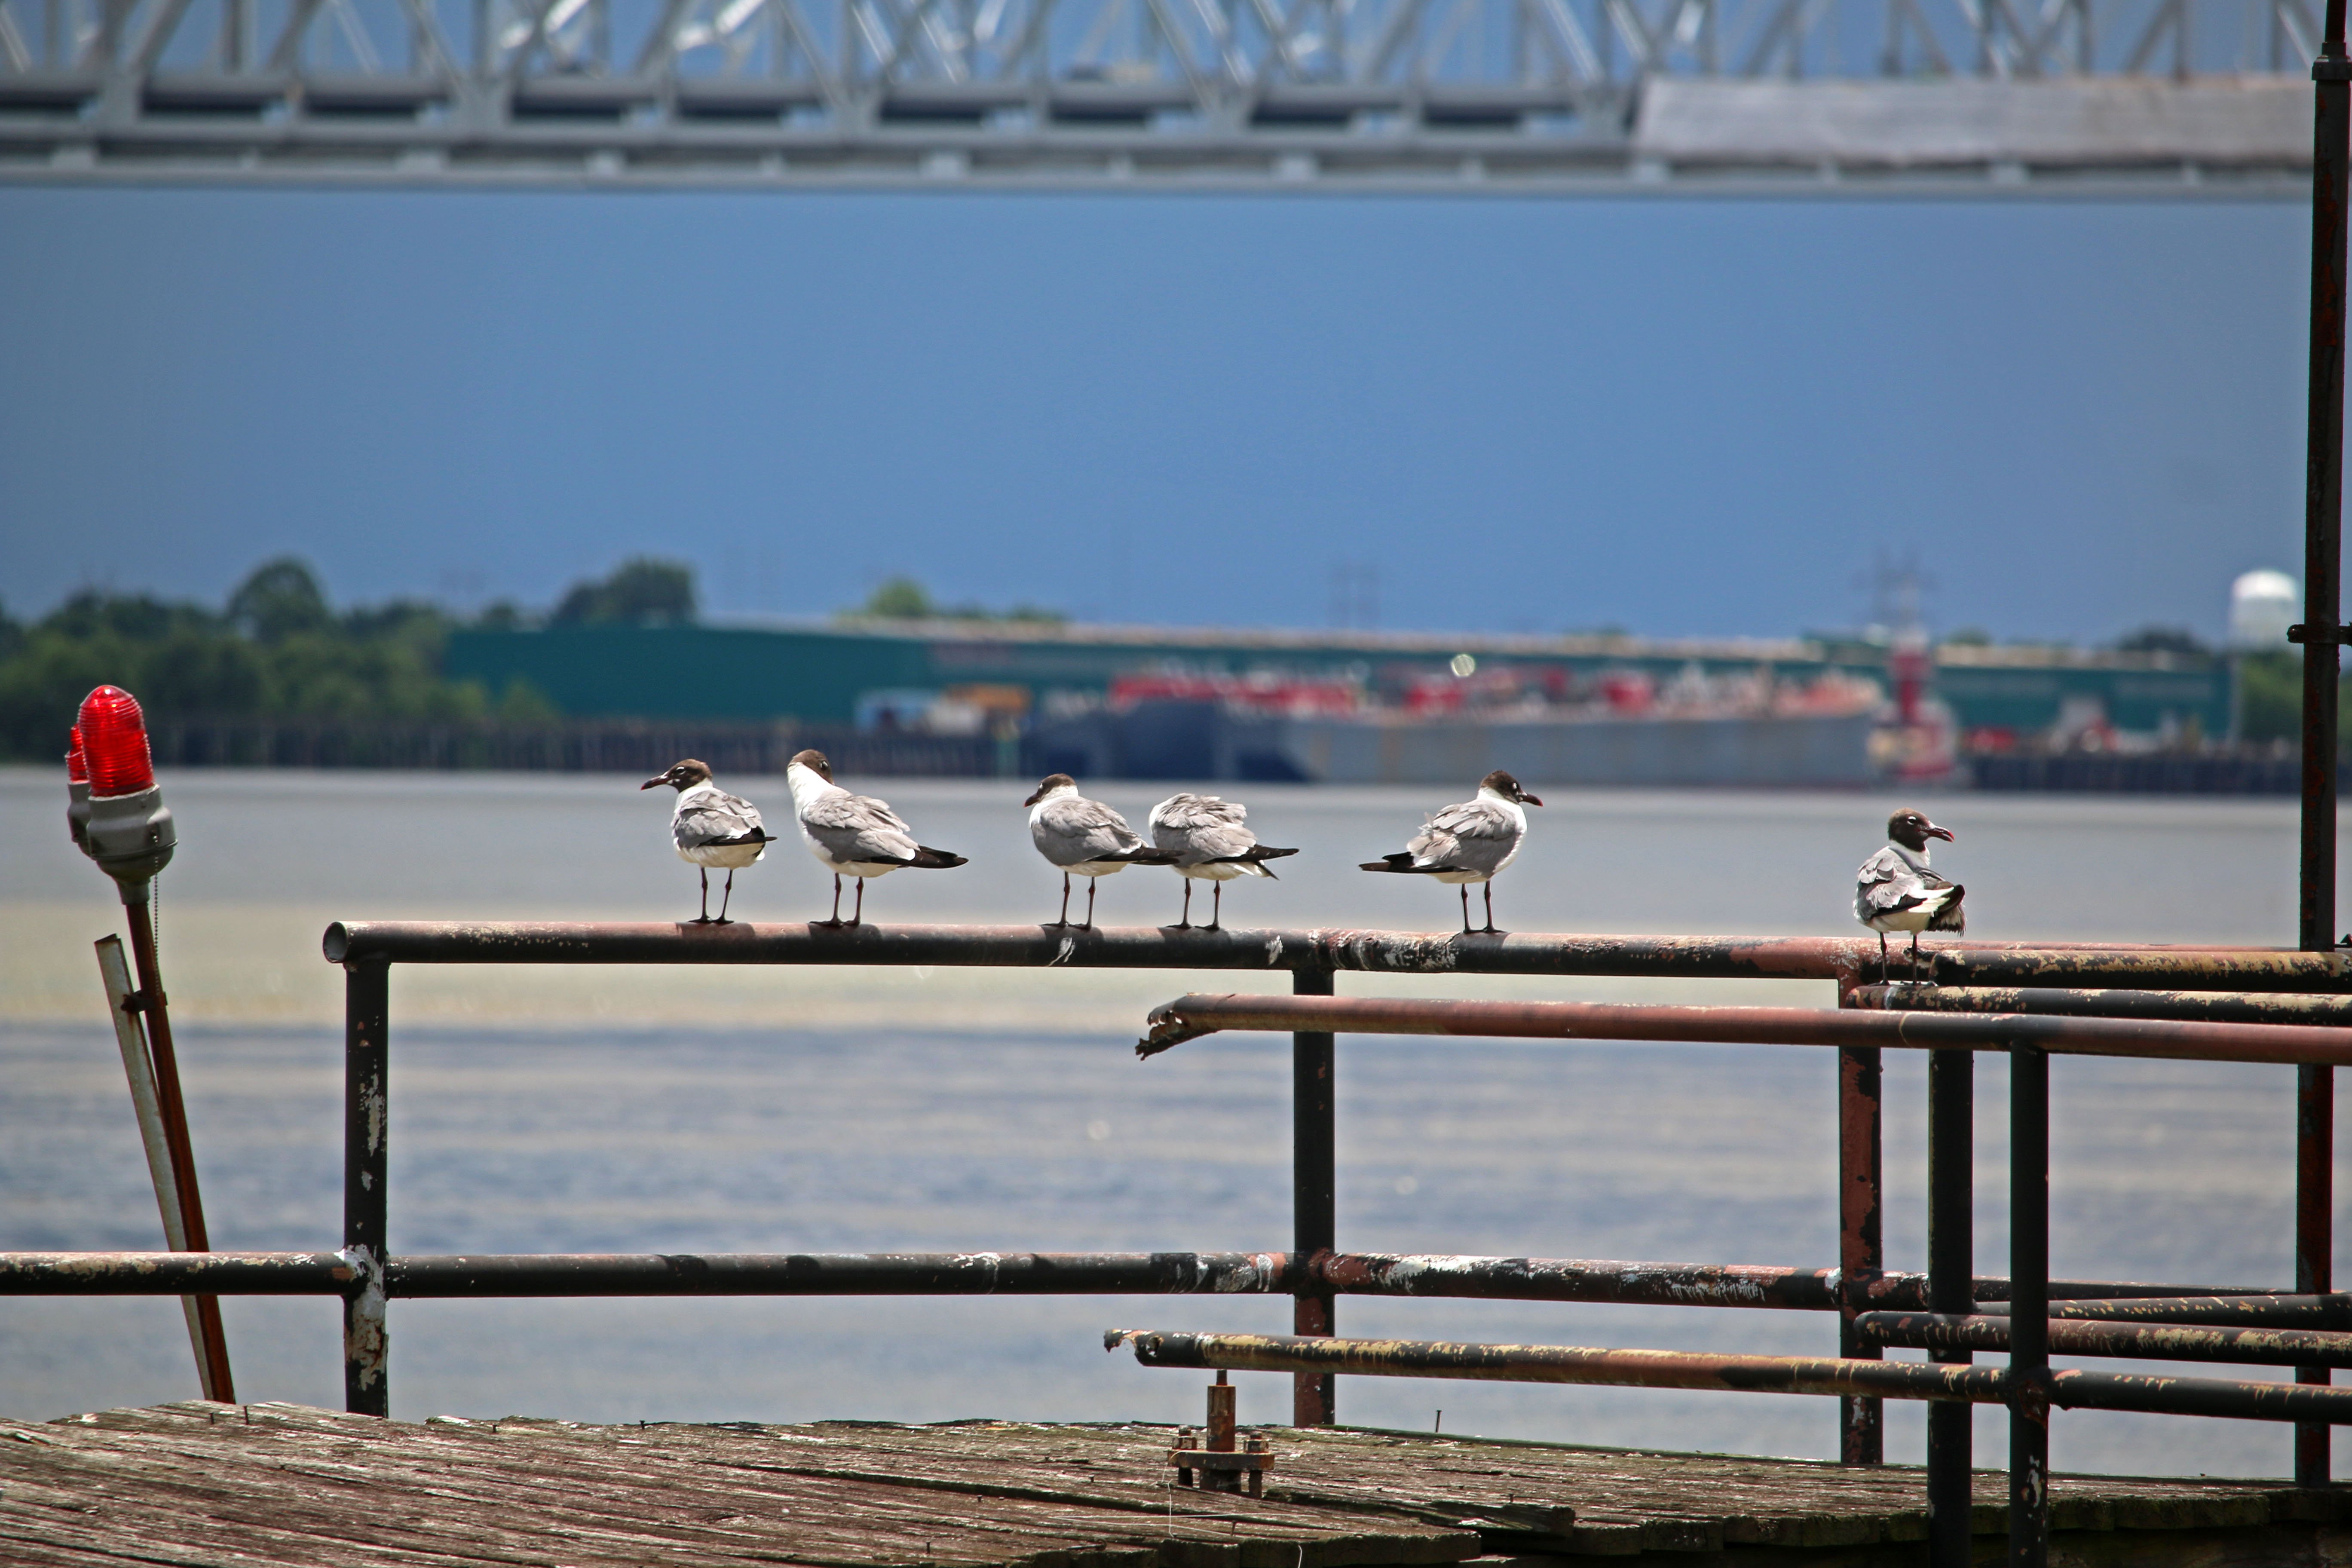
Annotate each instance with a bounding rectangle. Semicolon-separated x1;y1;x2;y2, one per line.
77;686;176;885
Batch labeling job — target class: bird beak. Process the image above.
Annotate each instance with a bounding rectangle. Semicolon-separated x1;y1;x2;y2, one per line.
640;775;667;790
1521;791;1544;807
1924;822;1954;842
1023;787;1046;806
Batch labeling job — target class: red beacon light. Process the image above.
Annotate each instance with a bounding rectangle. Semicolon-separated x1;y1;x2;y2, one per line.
75;685;175;886
65;726;91;853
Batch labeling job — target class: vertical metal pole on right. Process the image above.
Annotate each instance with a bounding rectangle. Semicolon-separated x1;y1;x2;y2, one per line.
1292;965;1337;1427
1838;1044;1884;1465
1926;1046;1976;1568
344;957;391;1417
2008;1044;2050;1568
2300;0;2350;1487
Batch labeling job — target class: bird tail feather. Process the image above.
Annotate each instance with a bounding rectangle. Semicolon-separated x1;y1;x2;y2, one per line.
909;846;969;869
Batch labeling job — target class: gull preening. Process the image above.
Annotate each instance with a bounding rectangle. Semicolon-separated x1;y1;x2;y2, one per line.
1023;774;1178;929
785;749;968;927
1147;792;1298;930
1854;808;1966;981
1359;769;1543;934
641;758;778;924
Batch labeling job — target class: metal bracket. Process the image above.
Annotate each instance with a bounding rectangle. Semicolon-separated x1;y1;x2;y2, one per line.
120;988;165;1014
2287;624;2352;644
2316;56;2352;81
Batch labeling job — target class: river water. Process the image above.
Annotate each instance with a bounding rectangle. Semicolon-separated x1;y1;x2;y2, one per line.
3;766;2348;1479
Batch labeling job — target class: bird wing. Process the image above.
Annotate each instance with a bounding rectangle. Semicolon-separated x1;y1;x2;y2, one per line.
1855;845;1942;917
676;790;766;848
1149;793;1256;861
1035;794;1144;866
802;788;921;865
1406;798;1519;873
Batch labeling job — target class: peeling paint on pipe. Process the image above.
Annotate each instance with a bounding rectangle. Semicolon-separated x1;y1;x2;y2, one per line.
1852;985;2352;1025
1859;1311;2352;1366
1112;1329;2352;1424
1135;994;2352;1067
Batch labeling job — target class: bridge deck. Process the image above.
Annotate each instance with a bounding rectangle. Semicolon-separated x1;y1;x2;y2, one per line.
3;1400;2348;1564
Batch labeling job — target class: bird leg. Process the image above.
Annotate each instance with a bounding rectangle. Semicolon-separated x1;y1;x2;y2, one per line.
1083;877;1098;931
1176;879;1192;930
1481;882;1498;934
1054;872;1071;928
696;868;711;924
1459;884;1472;935
716;869;736;924
823;873;845;928
1909;932;1923;985
851;878;866;927
1877;932;1890;986
1207;881;1222;932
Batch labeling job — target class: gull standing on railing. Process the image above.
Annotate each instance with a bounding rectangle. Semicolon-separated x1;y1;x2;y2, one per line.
786;749;968;927
641;758;778;924
1854;808;1965;982
1024;774;1178;930
1147;792;1298;930
1359;770;1542;934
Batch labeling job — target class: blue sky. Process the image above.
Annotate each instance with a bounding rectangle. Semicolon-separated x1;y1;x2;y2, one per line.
0;185;2310;643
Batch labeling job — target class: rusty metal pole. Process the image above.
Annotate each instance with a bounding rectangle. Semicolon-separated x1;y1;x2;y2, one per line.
344;957;390;1416
119;885;234;1404
1839;1043;1885;1465
1292;965;1337;1426
2299;0;2351;1483
2008;1044;2050;1567
1926;1046;1975;1567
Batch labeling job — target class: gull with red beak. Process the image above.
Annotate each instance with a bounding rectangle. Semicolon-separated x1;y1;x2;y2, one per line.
641;758;777;924
1854;808;1966;982
1359;769;1542;934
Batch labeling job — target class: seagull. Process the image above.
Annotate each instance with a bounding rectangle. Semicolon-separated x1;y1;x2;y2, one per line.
1147;792;1299;931
1025;775;1179;930
785;748;968;927
640;758;778;924
1359;769;1543;934
1855;808;1966;983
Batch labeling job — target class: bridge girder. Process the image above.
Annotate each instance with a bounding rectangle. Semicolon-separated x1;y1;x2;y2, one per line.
0;0;2323;192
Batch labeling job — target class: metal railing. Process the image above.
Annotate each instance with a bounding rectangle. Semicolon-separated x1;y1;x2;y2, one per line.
6;916;2352;1567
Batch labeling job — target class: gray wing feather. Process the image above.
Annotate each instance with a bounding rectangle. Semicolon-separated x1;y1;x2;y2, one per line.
676;790;764;848
1035;795;1144;866
1150;793;1257;862
804;790;920;864
1405;799;1519;874
1855;846;1952;918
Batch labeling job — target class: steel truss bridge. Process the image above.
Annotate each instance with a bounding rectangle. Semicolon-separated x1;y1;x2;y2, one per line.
0;0;2328;190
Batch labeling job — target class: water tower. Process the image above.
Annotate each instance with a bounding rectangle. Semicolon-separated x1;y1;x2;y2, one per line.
2230;570;2300;650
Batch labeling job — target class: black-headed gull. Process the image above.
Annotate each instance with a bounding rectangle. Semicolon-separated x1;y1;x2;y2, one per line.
1855;808;1965;981
1147;792;1298;931
1359;769;1542;934
786;748;967;927
1023;774;1177;929
641;758;778;924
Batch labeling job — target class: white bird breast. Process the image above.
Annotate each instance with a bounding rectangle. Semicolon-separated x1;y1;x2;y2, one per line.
679;840;767;870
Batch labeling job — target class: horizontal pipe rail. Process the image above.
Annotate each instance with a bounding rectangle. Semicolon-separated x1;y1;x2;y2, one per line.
1136;994;2352;1066
319;922;2345;990
1979;1294;2352;1326
0;1250;2276;1305
1859;1311;2352;1366
1852;984;2352;1025
1112;1329;2352;1424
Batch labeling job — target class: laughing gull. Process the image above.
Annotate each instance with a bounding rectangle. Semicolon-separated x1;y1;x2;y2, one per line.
785;748;968;927
1854;808;1966;982
641;758;778;924
1147;792;1299;931
1024;774;1179;930
1359;770;1543;934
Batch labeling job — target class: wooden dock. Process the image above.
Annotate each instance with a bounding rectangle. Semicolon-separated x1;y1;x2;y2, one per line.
5;1401;2349;1566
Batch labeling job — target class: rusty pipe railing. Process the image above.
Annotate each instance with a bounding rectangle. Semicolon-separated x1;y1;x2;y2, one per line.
1108;1329;2352;1426
1860;1311;2352;1366
1853;984;2352;1025
1135;992;2352;1065
0;1248;2276;1307
319;921;2352;989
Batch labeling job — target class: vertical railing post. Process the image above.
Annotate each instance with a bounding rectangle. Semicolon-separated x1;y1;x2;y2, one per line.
2300;0;2351;1489
2008;1043;2050;1568
1292;965;1337;1427
1927;1045;1976;1568
1838;1043;1884;1465
344;956;390;1417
